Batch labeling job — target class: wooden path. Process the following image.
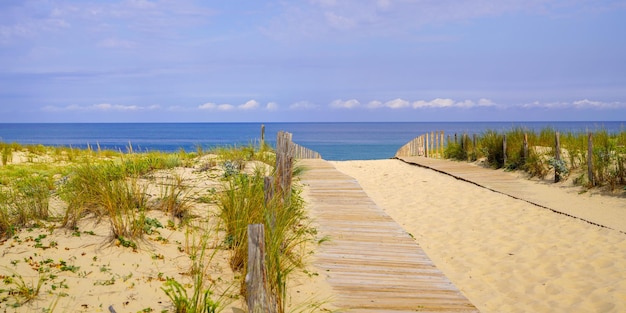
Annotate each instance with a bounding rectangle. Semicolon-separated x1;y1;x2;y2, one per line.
396;156;626;233
300;159;478;313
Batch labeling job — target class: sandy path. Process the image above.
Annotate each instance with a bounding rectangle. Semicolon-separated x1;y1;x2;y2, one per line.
332;159;626;313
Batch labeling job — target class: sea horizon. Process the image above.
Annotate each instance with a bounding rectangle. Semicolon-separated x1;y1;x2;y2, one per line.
1;121;624;160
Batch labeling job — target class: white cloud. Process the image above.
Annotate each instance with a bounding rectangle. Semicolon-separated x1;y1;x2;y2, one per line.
266;102;279;111
330;99;360;109
289;101;317;110
412;98;497;108
384;98;410;109
325;12;357;30
521;99;626;109
366;100;383;109
239;99;260;110
267;1;621;43
198;103;216;110
217;104;235;111
478;98;495;106
572;99;624;109
42;103;155;112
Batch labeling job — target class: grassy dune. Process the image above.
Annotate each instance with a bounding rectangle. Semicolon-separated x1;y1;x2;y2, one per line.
0;142;327;312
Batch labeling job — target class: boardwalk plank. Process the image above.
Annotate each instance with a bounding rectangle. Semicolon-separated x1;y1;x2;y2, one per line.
300;159;478;312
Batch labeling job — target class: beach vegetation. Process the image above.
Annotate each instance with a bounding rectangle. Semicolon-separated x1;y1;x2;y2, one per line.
0;138;326;312
218;160;314;313
162;228;230;313
442;128;626;190
0;267;49;307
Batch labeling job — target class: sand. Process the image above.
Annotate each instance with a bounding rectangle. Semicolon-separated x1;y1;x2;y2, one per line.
0;154;333;313
332;159;626;313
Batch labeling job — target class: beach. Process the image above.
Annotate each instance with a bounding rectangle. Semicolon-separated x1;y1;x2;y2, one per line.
331;159;626;312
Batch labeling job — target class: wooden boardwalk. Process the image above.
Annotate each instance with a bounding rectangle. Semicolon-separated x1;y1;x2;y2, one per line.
300;159;478;313
396;156;626;233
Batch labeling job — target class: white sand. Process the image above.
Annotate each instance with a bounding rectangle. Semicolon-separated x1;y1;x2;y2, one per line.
332;159;626;313
0;158;333;312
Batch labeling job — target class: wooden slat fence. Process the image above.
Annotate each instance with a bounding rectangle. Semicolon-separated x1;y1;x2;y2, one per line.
395;130;445;158
292;142;322;159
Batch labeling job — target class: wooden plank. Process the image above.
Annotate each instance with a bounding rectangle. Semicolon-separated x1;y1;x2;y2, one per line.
300;159;478;312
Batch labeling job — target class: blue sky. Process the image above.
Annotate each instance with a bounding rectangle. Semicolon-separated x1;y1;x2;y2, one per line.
1;0;625;123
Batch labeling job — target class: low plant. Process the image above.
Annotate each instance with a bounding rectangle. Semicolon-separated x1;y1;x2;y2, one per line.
0;267;49;307
1;144;12;166
479;130;505;168
162;230;229;313
154;174;192;223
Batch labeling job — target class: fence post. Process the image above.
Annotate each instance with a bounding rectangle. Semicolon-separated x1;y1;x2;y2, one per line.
502;134;507;167
555;131;561;183
246;224;277;313
440;131;444;157
261;124;265;147
425;133;429;158
435;131;439;158
275;131;294;203
426;131;436;158
587;132;595;186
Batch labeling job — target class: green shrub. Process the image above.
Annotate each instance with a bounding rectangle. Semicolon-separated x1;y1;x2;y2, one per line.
479;130;505;168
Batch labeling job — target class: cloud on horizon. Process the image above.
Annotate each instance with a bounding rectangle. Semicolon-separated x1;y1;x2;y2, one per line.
42;104;160;112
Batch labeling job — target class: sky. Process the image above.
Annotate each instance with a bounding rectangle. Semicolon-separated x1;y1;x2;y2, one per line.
1;0;626;123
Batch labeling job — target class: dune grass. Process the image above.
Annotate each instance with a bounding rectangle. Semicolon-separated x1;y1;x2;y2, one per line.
0;138;322;312
443;128;626;189
218;157;314;313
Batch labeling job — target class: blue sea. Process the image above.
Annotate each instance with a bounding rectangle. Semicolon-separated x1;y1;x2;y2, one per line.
0;122;624;160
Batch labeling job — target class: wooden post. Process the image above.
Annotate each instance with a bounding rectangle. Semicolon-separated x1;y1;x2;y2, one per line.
555;131;561;183
246;224;277;313
430;132;434;158
440;131;444;157
275;131;294;203
434;131;439;158
588;132;594;186
425;133;429;158
502;134;507;167
454;133;458;144
261;124;265;147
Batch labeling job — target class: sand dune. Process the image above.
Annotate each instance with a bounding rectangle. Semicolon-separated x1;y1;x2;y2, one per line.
332;159;626;313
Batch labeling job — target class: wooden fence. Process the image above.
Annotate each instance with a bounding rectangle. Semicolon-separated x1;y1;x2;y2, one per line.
395;131;445;158
247;130;321;313
260;125;321;159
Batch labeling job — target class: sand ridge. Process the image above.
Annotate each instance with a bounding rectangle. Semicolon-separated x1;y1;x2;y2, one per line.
332;159;626;313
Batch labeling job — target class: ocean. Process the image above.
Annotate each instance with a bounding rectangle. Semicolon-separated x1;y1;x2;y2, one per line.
0;122;624;160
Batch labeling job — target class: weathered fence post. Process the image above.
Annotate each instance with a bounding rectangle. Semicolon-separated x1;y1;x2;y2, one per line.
555;131;561;183
425;133;429;158
246;224;277;313
275;131;294;202
588;132;595;186
426;131;437;158
502;134;507;167
261;124;265;147
440;131;444;157
435;131;439;158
